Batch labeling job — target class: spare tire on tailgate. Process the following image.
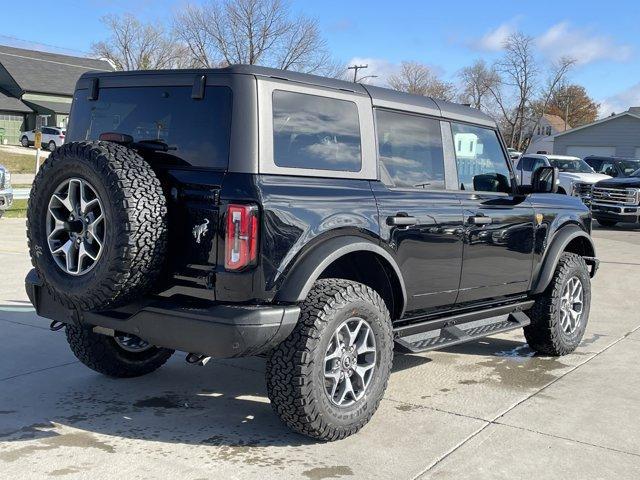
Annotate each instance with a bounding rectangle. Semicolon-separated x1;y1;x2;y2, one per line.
27;141;168;311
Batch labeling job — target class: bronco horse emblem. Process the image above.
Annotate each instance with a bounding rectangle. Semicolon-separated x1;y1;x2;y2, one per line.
193;219;210;244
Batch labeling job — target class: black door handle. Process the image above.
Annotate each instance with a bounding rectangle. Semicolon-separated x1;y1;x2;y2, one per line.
468;215;492;225
387;215;417;226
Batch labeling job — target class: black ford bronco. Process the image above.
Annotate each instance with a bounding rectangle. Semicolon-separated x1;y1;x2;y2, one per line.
25;66;599;441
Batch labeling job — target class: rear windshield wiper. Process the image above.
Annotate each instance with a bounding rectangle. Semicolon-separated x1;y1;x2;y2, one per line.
98;132;177;152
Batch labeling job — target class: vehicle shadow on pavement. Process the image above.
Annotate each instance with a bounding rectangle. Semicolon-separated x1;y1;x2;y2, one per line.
1;307;536;451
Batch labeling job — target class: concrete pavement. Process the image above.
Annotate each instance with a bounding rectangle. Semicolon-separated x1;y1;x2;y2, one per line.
0;218;639;479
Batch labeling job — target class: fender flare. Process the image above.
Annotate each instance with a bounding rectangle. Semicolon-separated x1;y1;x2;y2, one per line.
532;225;596;295
275;236;408;316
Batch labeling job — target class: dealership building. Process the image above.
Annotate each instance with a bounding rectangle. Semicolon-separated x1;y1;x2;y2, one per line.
0;45;112;145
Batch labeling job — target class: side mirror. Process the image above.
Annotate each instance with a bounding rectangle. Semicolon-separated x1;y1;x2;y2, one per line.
532;166;559;193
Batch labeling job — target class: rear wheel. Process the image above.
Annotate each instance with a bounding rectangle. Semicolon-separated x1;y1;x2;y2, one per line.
266;279;393;441
48;141;56;152
597;218;617;228
66;324;173;378
525;253;591;355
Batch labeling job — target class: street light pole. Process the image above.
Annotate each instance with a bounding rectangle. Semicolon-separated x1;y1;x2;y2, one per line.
347;64;368;83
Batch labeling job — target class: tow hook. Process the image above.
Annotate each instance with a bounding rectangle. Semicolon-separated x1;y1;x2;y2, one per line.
50;320;65;331
186;353;212;366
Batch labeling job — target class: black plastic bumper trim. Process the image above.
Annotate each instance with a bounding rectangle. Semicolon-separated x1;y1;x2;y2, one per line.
25;269;300;358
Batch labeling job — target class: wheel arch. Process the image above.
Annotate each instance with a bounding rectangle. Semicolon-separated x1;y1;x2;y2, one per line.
275;236;408;319
532;224;596;295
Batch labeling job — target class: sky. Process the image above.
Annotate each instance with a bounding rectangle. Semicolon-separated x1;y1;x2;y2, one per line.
1;0;639;116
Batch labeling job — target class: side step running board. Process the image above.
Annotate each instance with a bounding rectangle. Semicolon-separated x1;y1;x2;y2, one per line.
394;311;531;354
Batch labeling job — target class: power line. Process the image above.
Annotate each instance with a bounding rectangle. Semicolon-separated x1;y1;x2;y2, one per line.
0;34;92;57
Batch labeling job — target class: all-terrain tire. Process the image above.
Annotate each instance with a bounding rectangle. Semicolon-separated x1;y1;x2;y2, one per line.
66;325;173;378
27;141;168;311
266;279;393;441
524;253;591;356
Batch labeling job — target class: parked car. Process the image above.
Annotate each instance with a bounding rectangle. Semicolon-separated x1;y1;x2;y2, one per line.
584;156;640;178
507;147;522;160
516;154;610;203
25;66;598;441
591;168;640;227
20;127;66;151
0;164;13;218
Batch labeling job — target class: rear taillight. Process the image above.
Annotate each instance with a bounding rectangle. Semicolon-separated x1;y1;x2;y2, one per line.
59;135;65;139
225;204;259;271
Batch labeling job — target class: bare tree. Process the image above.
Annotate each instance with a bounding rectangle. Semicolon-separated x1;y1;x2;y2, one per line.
458;60;500;110
523;56;576;150
92;14;187;70
388;61;456;101
173;0;338;75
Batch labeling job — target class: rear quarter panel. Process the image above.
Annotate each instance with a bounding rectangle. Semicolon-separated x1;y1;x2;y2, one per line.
214;174;380;302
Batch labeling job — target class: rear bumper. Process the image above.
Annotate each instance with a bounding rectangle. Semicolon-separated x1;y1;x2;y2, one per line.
25;270;300;358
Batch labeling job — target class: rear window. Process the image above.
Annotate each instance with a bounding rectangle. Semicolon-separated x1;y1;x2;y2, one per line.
67;86;232;169
272;90;362;172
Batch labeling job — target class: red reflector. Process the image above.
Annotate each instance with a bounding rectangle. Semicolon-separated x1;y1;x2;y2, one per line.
225;204;259;271
98;132;133;143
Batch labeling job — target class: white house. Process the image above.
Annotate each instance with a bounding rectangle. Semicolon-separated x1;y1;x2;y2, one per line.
525;114;571;154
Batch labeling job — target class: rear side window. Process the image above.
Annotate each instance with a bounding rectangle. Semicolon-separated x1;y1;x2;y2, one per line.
67;86;232;169
375;110;445;189
272;90;361;172
451;123;512;193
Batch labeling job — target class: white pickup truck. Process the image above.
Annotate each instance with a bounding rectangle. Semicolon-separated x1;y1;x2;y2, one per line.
516;154;611;203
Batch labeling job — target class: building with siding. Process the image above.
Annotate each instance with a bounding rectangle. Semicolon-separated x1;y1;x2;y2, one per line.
525;114;571;154
553;108;640;159
0;45;113;145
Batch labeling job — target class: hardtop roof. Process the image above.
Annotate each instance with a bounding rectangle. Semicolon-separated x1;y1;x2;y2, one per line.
78;64;496;128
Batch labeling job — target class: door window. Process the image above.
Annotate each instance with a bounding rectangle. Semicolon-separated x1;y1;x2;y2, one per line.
375;110;445;189
272;90;362;172
451;123;512;193
596;161;617;177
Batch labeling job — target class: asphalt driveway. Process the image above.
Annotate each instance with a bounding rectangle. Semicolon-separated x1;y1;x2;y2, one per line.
0;218;638;479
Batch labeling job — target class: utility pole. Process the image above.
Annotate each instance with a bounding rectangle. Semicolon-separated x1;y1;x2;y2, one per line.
347;64;368;83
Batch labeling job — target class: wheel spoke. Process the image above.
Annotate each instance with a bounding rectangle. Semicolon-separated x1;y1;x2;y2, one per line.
337;376;355;405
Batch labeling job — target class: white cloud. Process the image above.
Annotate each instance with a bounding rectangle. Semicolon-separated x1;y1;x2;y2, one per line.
476;19;520;51
536;22;632;65
599;83;640;117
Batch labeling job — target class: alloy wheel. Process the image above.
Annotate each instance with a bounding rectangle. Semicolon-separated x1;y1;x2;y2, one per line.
46;178;105;276
560;276;584;334
324;317;377;407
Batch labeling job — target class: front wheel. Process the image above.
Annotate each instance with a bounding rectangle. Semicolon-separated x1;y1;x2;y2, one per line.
21;136;29;147
66;325;174;377
266;279;393;441
524;253;591;356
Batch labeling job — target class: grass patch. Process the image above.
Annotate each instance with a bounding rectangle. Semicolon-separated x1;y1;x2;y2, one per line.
4;198;28;218
0;150;40;174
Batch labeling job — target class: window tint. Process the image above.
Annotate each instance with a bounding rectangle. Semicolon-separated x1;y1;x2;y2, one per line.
272;90;361;172
67;86;232;169
451;123;512;193
375;110;445;189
